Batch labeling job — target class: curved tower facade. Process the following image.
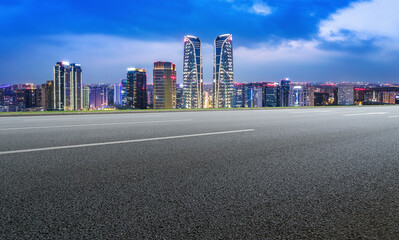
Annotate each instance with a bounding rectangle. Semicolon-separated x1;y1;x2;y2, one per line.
213;34;234;108
183;35;203;108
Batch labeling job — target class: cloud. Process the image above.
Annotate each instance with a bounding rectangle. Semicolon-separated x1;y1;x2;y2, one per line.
319;0;399;47
251;1;272;16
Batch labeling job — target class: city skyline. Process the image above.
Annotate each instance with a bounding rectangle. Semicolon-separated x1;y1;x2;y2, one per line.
1;0;399;84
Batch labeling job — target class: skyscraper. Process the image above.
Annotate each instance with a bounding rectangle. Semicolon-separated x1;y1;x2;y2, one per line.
264;83;279;107
183;35;203;109
153;61;177;109
53;62;82;111
127;68;147;109
213;34;234;108
279;78;291;107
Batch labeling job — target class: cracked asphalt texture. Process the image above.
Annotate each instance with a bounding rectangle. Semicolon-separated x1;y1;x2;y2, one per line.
1;106;399;239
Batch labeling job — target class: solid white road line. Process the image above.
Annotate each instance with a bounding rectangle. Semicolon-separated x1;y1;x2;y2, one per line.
0;129;255;155
344;112;387;117
21;114;164;121
0;119;192;131
290;110;335;114
388;115;399;118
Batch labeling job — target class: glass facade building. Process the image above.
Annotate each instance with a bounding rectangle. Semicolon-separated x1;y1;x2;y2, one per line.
153;61;177;109
213;34;234;108
183;35;203;109
54;62;82;111
127;68;147;109
279;78;291;107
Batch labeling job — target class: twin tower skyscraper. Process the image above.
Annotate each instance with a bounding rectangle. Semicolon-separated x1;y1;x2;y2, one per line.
183;34;234;109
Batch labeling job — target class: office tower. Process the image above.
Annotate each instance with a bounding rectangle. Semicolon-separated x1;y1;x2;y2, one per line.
233;83;244;108
107;84;115;106
279;78;291;107
82;86;90;110
176;84;184;109
43;81;54;110
146;84;153;109
54;62;82;111
153;61;177;109
338;83;355;105
113;83;123;107
244;84;254;108
121;79;127;107
183;35;203;108
89;85;108;110
126;68;147;109
213;34;234;108
264;83;279;107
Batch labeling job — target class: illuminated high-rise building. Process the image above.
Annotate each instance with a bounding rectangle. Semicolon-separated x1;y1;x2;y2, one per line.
279;78;291;107
183;35;203;108
53;62;82;111
264;82;279;107
153;61;176;109
213;34;234;108
127;68;147;109
121;79;127;107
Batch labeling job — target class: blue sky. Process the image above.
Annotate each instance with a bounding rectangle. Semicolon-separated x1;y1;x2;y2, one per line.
1;0;398;84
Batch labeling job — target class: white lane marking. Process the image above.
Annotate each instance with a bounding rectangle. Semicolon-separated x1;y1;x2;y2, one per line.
0;129;255;155
344;112;387;117
22;114;163;121
0;119;192;131
290;110;335;114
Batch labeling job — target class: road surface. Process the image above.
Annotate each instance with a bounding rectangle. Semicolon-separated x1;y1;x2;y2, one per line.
1;106;399;238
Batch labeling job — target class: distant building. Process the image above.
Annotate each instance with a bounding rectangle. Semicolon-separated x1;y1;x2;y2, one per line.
314;93;330;106
121;79;127;107
183;35;203;108
54;62;82;111
338;83;354;105
213;34;234;108
107;84;115;107
89;85;108;110
264;83;279;107
354;87;366;105
279;78;291;107
289;84;306;107
113;83;123;107
43;81;54;110
82;86;90;110
233;83;243;108
316;83;338;105
146;84;153;109
0;86;5;106
176;84;184;109
153;61;177;109
127;68;147;109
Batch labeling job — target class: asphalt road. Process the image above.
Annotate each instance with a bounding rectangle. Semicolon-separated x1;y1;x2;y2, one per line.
1;106;399;239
